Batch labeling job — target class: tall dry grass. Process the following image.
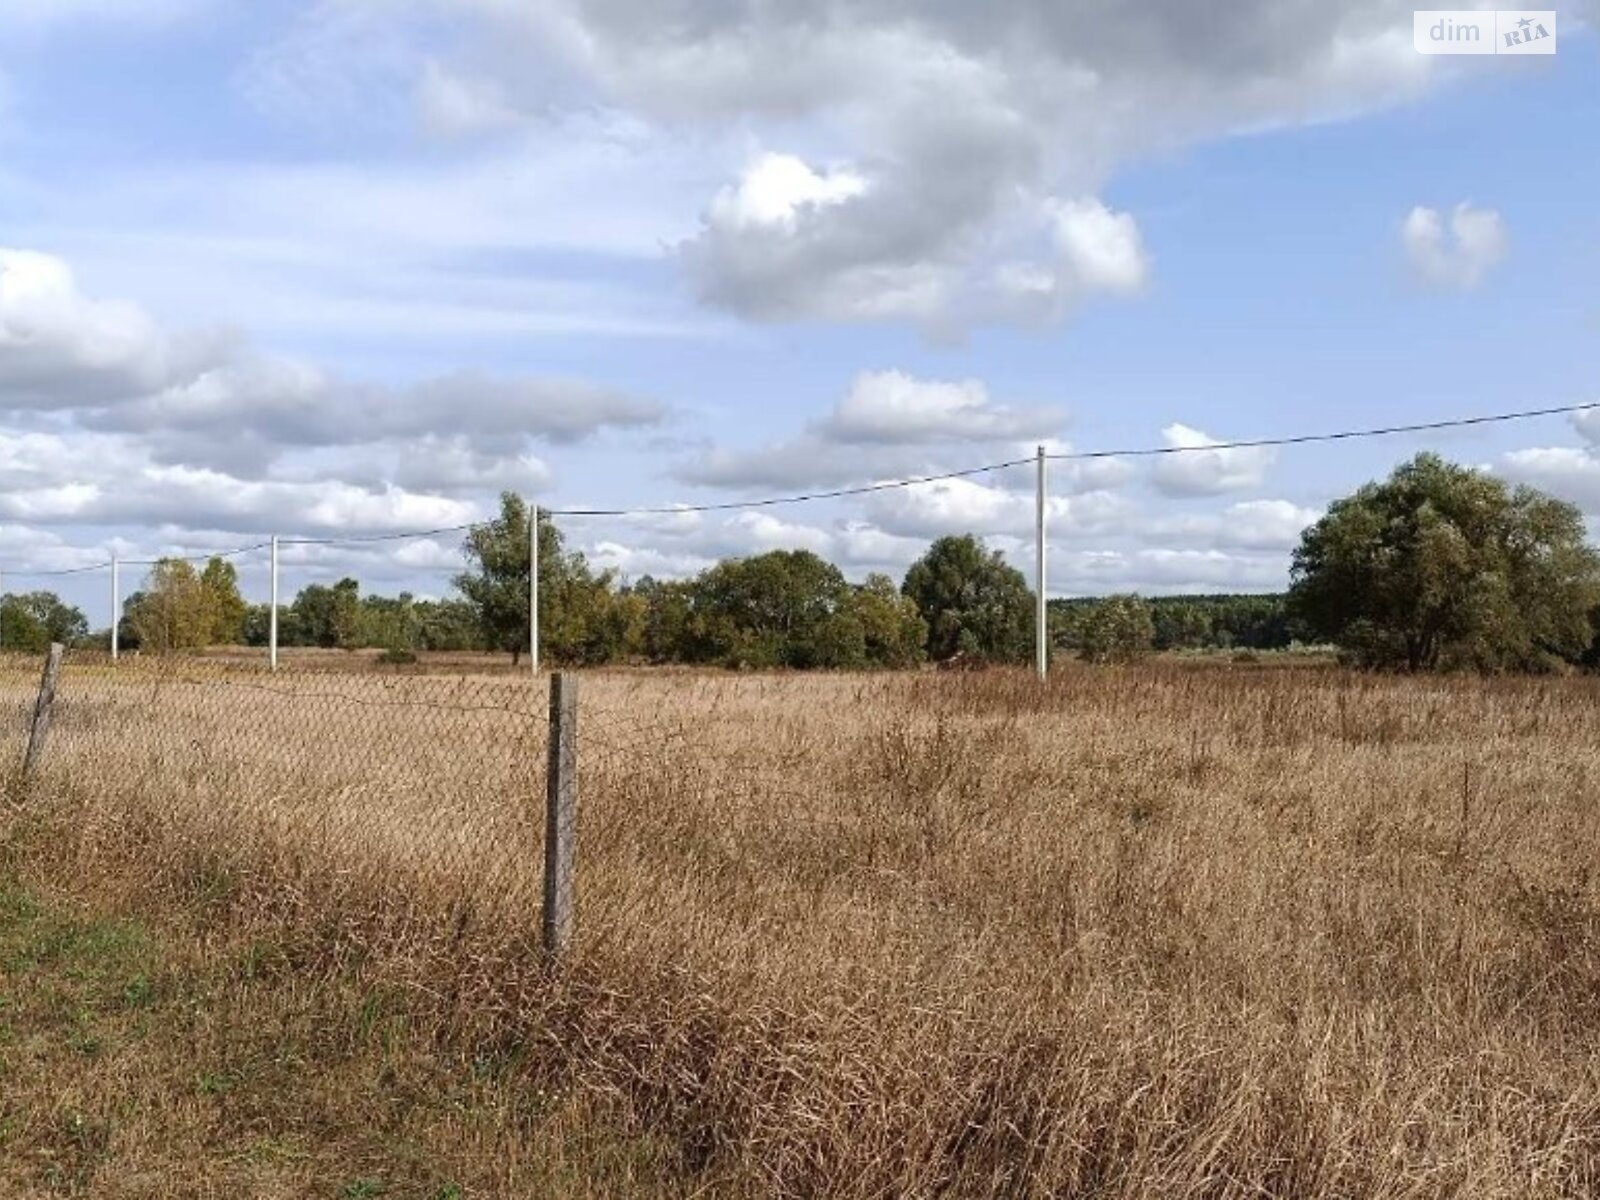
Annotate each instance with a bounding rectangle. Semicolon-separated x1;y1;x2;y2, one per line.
5;653;1600;1196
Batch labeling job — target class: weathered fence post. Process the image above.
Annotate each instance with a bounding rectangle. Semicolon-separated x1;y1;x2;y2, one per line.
21;643;64;781
543;671;577;958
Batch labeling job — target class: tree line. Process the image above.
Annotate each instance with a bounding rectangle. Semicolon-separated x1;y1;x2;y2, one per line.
3;496;1038;668
7;455;1600;672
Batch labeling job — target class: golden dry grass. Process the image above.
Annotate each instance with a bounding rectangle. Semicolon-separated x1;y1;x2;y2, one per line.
4;654;1600;1196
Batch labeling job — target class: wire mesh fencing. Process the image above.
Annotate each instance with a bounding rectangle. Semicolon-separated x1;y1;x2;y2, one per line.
3;648;555;938
0;645;1024;973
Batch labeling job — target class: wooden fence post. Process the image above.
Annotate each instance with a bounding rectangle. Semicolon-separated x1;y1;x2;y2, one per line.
21;643;64;781
543;671;577;958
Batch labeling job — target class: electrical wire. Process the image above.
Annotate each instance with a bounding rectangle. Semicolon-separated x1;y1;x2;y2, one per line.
1043;402;1599;461
4;400;1594;574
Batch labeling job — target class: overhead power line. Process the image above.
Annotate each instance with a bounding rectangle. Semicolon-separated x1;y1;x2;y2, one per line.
546;455;1040;517
545;400;1599;516
1043;402;1599;461
7;540;275;581
281;524;480;548
3;400;1594;576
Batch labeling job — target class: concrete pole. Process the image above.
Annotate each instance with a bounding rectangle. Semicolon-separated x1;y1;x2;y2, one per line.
1036;445;1048;680
530;502;540;674
269;535;280;671
110;555;120;662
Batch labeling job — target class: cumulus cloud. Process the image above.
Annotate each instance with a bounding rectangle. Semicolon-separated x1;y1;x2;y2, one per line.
253;0;1439;330
1053;547;1289;594
0;246;672;569
677;369;1078;490
1402;203;1508;289
1140;500;1321;551
0;249;224;408
0;248;663;477
99;366;662;460
586;509;926;583
1572;407;1600;446
1499;446;1600;510
1149;424;1276;497
992;198;1152;319
819;371;1062;445
0;426;478;534
1497;410;1600;513
709;153;869;232
860;478;1131;539
384;438;553;496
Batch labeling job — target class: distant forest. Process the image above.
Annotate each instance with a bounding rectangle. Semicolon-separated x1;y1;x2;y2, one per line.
1050;593;1292;655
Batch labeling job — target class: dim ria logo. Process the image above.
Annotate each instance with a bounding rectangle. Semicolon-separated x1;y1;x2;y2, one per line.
1414;10;1556;54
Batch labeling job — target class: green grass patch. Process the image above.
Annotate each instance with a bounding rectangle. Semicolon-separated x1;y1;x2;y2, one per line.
0;873;710;1197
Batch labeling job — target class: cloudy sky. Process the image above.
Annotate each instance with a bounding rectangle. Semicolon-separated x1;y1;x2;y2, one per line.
0;1;1596;623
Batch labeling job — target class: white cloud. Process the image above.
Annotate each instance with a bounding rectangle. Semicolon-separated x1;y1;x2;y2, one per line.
820;371;1063;445
989;197;1151;322
1500;446;1600;510
1049;199;1150;295
861;477;1131;539
0;426;478;535
1150;424;1276;497
677;369;1075;490
1141;500;1321;551
252;0;1440;330
0;248;663;478
588;540;717;582
1053;547;1289;594
1571;407;1600;446
385;438;552;495
0;246;674;572
1402;202;1508;289
0;248;221;407
709;153;868;231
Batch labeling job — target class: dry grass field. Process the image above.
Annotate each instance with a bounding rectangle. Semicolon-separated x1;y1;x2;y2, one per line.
4;654;1600;1196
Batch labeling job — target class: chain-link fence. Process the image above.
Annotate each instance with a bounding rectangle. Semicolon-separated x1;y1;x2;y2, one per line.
2;648;552;932
0;646;764;960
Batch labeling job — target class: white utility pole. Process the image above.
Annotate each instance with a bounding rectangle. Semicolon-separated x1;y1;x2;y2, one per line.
269;535;280;672
529;502;540;674
110;555;120;662
1036;444;1048;680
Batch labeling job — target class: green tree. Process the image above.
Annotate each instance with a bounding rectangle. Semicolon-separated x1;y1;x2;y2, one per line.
455;493;618;665
1290;453;1600;671
1078;594;1156;664
242;602;273;647
292;579;363;649
359;593;421;652
0;591;89;652
199;557;249;644
126;559;212;653
901;535;1032;664
683;549;854;669
846;573;927;668
1150;600;1212;651
632;576;695;664
414;598;483;652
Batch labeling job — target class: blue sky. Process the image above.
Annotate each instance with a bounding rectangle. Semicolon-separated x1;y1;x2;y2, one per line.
0;1;1595;624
